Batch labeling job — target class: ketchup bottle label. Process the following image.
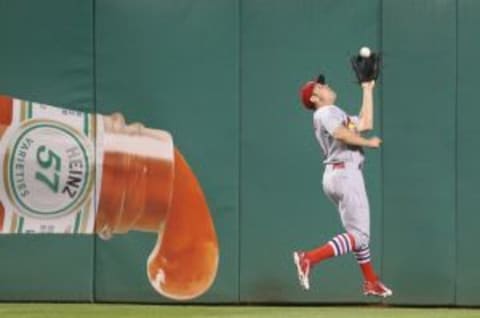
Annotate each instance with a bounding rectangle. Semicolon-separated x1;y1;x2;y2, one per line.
0;99;104;233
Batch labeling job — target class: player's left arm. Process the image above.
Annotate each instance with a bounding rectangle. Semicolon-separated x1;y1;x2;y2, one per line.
356;81;375;132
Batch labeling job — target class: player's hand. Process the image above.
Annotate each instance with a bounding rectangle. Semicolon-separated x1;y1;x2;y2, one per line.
361;80;375;90
367;136;382;148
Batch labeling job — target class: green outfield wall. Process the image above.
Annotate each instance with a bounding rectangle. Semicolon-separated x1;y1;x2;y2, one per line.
0;0;478;306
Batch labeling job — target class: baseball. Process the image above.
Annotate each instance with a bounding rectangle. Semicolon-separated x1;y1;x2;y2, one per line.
359;46;371;58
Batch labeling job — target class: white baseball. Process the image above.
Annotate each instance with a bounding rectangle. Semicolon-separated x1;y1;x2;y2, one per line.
359;46;371;58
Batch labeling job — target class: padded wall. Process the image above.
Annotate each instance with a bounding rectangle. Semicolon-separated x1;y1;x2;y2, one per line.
0;0;94;301
381;0;456;305
240;0;381;303
0;0;479;306
93;0;239;303
456;0;480;306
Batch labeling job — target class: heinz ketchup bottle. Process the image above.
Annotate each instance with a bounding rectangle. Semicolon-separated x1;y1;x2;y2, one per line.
0;95;218;300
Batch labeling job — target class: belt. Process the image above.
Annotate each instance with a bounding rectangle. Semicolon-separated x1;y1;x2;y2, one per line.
328;162;363;170
332;162;345;170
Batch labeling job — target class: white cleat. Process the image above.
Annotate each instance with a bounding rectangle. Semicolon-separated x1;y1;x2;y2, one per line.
293;251;311;290
363;280;393;298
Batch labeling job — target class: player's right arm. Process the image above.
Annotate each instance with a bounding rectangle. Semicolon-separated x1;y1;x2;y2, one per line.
333;126;381;148
317;106;381;149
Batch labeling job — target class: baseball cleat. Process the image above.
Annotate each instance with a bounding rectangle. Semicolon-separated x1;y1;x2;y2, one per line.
293;251;310;290
363;280;393;298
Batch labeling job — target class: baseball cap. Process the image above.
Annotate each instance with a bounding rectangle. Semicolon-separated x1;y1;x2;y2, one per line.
299;74;326;110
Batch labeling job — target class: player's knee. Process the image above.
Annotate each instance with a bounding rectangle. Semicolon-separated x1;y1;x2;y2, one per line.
350;231;369;250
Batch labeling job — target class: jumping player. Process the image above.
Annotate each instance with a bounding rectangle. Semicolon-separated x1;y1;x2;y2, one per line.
293;75;392;297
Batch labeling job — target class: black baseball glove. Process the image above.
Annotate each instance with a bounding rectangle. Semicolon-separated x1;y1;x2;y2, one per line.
351;52;381;83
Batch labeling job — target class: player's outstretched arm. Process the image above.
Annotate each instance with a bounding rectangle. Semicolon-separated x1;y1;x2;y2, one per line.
357;81;375;132
333;125;381;148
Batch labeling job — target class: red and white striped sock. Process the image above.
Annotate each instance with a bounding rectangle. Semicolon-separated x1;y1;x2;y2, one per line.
305;233;355;266
353;246;378;282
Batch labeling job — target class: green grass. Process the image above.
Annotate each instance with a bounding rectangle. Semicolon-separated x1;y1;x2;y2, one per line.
0;304;479;318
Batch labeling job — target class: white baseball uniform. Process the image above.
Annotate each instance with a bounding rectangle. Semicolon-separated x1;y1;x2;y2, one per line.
313;105;370;249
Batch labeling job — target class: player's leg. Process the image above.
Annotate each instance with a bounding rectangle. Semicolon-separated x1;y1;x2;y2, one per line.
293;234;356;291
342;170;392;297
354;245;392;297
293;170;356;290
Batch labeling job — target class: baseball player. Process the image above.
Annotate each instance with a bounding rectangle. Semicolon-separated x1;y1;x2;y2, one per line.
293;74;392;297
